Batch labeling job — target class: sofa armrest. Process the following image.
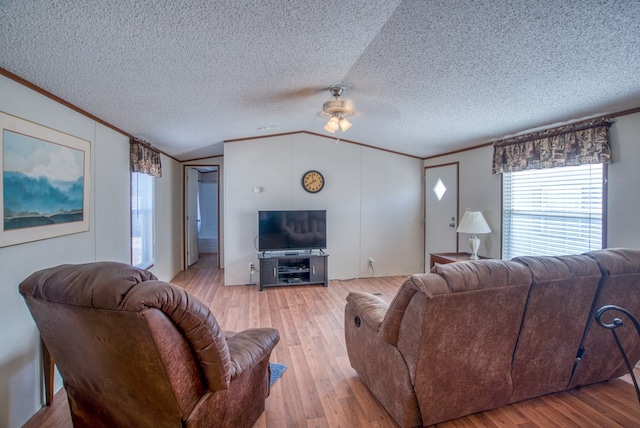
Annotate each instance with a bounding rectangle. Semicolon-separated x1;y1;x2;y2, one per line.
346;292;389;332
226;328;280;378
345;291;422;426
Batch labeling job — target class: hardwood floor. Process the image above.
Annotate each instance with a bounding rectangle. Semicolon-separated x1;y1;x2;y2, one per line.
24;260;640;427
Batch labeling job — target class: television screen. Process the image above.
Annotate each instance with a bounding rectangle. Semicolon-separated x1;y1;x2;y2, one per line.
258;210;326;252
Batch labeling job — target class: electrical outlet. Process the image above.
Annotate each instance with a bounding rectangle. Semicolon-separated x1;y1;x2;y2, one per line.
368;257;374;264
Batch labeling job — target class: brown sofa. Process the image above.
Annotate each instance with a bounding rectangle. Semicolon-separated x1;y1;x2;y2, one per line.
345;248;640;427
19;262;280;428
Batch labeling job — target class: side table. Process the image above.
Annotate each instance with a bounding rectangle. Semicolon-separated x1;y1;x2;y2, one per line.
429;252;490;269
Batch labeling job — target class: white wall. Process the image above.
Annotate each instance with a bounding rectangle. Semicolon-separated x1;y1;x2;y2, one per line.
149;154;182;282
424;111;640;258
360;147;425;276
607;112;640;249
0;74;182;428
223;133;423;285
94;123;132;261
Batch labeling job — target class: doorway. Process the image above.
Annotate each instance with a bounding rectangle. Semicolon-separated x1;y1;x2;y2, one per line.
184;165;220;269
424;162;459;271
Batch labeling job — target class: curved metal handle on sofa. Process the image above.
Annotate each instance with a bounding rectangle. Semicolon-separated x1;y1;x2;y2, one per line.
595;304;640;405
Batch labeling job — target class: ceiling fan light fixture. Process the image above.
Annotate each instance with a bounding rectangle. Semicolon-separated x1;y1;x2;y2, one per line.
322;85;353;133
324;115;340;133
338;117;352;132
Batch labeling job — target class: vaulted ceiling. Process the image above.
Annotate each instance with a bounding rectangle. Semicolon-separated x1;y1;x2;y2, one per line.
2;1;639;160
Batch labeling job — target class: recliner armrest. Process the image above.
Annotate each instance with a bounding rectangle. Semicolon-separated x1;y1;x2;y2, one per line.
346;292;389;332
226;328;280;378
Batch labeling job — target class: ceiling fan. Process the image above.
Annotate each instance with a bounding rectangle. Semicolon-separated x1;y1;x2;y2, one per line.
322;86;354;133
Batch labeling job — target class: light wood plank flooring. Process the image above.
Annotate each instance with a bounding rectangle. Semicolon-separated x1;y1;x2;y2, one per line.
24;258;640;427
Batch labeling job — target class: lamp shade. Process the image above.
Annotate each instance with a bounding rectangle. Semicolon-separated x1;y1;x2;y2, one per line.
457;211;491;234
324;116;339;133
338;117;352;132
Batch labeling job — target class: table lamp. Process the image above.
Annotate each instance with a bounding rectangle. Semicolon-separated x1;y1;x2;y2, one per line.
457;210;491;260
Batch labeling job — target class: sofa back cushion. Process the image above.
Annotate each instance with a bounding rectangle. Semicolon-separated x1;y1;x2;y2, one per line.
569;248;640;388
19;262;231;425
393;260;531;426
25;298;193;427
509;254;601;402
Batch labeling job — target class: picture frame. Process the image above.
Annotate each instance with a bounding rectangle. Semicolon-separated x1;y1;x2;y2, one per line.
0;112;91;247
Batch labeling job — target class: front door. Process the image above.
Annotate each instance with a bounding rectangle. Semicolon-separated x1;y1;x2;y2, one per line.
424;163;459;271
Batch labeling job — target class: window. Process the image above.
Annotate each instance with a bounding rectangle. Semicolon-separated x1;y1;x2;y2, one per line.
502;163;605;259
131;172;155;268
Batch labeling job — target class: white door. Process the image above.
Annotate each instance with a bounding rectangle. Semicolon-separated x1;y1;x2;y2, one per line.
186;167;199;267
425;163;459;271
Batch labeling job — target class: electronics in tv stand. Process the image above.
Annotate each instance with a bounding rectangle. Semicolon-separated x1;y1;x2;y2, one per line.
258;249;329;291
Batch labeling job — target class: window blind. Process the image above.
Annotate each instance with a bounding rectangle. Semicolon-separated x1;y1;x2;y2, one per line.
502;163;604;259
131;172;155;268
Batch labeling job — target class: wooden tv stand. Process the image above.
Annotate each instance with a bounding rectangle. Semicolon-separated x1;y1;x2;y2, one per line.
258;250;328;291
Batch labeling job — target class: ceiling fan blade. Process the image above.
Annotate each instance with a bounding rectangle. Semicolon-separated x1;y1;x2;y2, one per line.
272;86;327;101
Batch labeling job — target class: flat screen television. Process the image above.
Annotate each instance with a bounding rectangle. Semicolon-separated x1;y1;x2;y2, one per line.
258;210;326;252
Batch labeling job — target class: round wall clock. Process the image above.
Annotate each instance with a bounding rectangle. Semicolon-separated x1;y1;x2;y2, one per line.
302;170;325;193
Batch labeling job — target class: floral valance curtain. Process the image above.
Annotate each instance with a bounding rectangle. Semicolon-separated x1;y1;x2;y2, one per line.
130;137;162;177
492;119;612;174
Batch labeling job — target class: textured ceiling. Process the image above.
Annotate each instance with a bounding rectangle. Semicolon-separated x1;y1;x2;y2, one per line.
1;0;639;160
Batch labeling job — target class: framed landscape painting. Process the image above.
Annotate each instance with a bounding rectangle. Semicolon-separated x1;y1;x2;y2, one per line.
0;112;91;247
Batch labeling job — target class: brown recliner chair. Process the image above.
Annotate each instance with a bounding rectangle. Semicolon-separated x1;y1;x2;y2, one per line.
19;262;280;428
